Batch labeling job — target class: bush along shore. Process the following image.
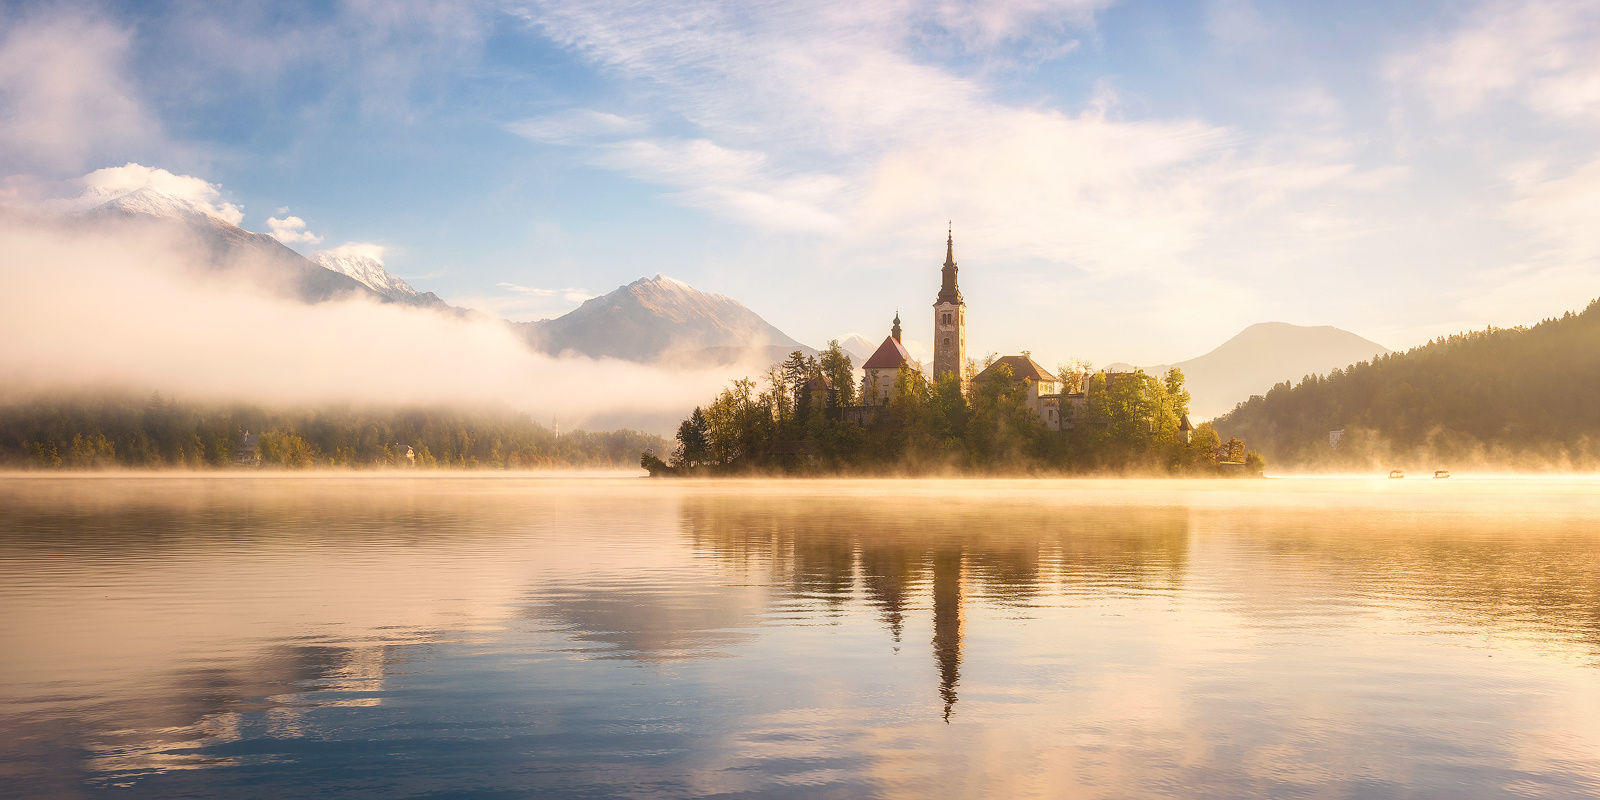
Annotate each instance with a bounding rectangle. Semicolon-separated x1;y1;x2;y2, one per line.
643;345;1265;477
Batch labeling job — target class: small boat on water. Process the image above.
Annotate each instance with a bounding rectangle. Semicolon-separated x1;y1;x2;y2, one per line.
1388;470;1404;479
1433;469;1451;479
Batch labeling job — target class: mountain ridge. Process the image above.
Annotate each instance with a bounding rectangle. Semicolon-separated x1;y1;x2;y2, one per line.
516;274;814;365
1149;321;1390;419
1214;300;1600;469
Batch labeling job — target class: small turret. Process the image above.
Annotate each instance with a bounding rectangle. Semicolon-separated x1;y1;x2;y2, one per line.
892;311;902;343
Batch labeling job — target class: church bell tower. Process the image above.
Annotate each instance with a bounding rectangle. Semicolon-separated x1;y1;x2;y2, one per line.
932;224;966;385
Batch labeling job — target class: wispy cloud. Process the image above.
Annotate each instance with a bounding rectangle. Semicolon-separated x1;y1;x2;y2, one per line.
0;12;158;173
505;109;645;144
469;281;595;318
1393;0;1600;122
509;0;1384;275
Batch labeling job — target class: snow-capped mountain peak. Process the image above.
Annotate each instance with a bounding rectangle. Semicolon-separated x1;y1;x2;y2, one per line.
92;186;228;223
314;245;418;298
77;163;246;225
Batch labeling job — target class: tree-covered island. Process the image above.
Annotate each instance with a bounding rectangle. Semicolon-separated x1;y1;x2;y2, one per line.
643;341;1265;477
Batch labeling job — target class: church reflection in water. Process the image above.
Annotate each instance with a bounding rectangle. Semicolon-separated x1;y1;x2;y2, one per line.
677;493;1194;720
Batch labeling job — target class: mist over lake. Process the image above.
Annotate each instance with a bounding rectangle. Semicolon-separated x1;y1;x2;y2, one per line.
4;475;1600;798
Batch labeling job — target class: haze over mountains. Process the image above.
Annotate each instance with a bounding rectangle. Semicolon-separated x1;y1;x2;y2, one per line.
1145;323;1391;419
78;186;455;312
58;182;1398;421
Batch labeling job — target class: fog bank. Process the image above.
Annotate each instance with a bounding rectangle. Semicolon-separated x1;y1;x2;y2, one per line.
0;219;736;431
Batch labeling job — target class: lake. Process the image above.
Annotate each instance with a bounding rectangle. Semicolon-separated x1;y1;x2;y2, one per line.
3;475;1600;798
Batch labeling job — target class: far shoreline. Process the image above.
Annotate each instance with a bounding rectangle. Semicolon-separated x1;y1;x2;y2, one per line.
8;469;1600;481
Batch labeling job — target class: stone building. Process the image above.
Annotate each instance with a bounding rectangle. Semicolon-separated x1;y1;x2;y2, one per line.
932;225;967;385
972;354;1086;431
848;226;1183;438
860;311;918;404
235;431;261;467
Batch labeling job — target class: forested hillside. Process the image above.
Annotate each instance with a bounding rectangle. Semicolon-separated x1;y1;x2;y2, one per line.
0;394;666;469
1215;300;1600;470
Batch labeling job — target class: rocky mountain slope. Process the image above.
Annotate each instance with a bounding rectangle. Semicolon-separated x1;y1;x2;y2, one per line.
517;274;813;365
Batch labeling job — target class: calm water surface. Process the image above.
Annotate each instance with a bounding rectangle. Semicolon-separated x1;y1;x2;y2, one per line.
3;475;1600;798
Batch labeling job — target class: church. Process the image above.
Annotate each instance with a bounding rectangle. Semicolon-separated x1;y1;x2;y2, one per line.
858;227;1085;432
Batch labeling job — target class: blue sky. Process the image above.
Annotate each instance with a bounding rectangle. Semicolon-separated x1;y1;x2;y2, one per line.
3;0;1598;367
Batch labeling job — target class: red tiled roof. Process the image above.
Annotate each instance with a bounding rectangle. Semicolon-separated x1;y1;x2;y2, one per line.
974;355;1056;383
862;335;914;370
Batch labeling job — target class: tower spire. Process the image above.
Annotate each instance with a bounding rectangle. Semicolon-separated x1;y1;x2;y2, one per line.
932;223;967;386
891;310;902;343
937;224;961;304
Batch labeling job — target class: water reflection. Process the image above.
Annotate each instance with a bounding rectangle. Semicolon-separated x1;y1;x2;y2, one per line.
2;477;1600;798
678;496;1192;721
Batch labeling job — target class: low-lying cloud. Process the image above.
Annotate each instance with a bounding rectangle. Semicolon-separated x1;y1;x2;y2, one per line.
0;217;735;432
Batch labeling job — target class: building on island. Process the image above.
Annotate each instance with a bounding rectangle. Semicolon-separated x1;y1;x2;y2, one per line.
971;354;1085;431
235;431;261;467
851;225;1184;437
932;225;967;385
860;311;919;404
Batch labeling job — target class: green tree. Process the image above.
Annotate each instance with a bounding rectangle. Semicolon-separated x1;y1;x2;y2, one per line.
819;341;856;407
675;407;712;467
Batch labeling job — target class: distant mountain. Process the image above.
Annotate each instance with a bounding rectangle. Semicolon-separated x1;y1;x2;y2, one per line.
313;246;451;310
517;274;813;365
1150;322;1390;419
1215;301;1600;469
78;188;452;311
837;334;877;366
82;188;375;304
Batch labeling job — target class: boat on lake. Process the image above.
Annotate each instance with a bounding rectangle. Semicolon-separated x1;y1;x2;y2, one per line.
1388;470;1404;479
1434;470;1451;478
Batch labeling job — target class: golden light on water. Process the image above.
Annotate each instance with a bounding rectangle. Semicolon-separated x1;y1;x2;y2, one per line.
4;476;1600;795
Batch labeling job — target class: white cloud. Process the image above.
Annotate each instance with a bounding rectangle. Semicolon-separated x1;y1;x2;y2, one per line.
498;281;557;296
76;163;245;225
0;13;158;172
489;282;595;315
266;214;323;245
1444;151;1600;328
1506;154;1600;264
1394;0;1600;122
927;0;1112;47
512;0;1382;272
505;109;645;144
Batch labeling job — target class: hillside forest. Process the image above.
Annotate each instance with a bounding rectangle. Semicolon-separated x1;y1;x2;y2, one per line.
1216;299;1600;471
